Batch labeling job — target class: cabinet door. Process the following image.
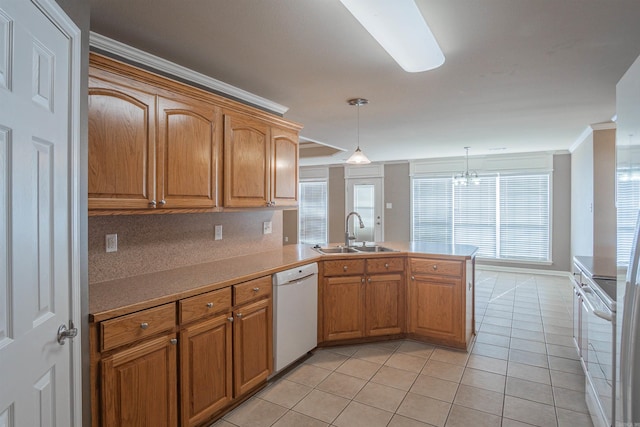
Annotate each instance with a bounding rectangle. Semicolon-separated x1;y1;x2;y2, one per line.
223;114;271;207
233;298;273;396
409;274;463;347
323;276;365;341
101;334;178;427
366;273;404;336
180;314;232;427
157;96;222;208
270;127;298;206
88;74;156;209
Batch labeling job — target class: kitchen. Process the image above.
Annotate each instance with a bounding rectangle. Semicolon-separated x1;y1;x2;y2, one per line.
3;1;640;427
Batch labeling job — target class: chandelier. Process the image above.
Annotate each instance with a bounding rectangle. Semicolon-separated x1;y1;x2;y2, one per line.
453;147;480;186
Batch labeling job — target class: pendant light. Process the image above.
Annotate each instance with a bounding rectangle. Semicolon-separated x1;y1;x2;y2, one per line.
346;98;371;165
453;147;480;186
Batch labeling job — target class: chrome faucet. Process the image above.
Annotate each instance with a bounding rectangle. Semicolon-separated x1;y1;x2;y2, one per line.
345;211;365;247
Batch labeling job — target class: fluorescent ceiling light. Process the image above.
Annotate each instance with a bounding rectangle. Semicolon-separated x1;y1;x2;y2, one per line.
340;0;445;72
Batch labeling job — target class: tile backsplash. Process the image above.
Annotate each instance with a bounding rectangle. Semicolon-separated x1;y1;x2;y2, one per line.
88;210;283;283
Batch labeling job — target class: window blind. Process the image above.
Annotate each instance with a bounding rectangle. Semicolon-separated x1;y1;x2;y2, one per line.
412;173;551;262
298;181;328;244
617;173;640;266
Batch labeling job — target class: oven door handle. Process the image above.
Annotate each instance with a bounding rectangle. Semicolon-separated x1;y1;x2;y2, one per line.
581;285;614;322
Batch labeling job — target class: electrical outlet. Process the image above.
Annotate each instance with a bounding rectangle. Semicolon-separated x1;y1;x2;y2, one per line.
105;234;118;253
263;221;272;235
214;225;223;240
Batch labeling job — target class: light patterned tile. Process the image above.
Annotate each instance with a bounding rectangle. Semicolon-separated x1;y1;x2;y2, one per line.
370;365;418;391
552;386;590;414
388;414;434;427
466;354;508;375
549;370;585;392
548;355;583;375
503;395;558;427
509;348;549;368
223;398;287;427
506;376;554;405
430;347;470;366
354;381;407;412
507;361;551;385
385;352;428;373
352;346;394;364
472;342;509;360
271;411;329;427
336;357;381;380
445;404;501;427
292;389;349;423
556;407;594;427
422;359;465;382
460;367;506;394
396;393;451;427
304;349;349;371
257;379;313;408
475;331;511;348
283;363;331;387
316;371;366;399
410;374;458;402
396;340;436;359
333;401;393;427
453;384;504;416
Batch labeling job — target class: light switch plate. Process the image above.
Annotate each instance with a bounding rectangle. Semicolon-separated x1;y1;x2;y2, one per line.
105;234;117;253
263;221;272;234
214;225;223;240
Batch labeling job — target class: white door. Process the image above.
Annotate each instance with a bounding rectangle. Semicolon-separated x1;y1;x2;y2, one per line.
346;177;384;243
0;0;81;426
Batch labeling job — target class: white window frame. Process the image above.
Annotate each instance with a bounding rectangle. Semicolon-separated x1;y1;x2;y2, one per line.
298;167;329;245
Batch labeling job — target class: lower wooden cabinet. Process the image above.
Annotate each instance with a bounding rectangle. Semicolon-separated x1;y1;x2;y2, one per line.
180;313;233;427
321;257;404;342
101;333;178;427
93;276;273;427
233;298;273;396
407;257;473;349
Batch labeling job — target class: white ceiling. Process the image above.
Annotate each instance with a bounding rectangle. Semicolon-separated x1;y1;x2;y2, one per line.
89;0;640;165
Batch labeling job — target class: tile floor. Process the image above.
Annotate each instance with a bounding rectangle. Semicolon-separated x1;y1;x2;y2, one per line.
213;269;594;427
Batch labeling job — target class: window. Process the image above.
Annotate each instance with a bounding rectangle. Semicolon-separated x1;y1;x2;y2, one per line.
298;181;328;244
617;172;640;267
412;173;551;262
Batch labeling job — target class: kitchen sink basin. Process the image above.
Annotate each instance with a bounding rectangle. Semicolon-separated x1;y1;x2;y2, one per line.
314;246;360;254
354;245;398;253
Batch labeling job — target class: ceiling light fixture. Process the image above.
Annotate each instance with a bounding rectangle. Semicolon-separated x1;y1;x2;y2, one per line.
346;98;371;165
339;0;445;73
453;147;480;186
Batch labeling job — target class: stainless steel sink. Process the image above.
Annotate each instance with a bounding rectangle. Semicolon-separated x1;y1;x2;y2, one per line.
314;246;360;254
354;245;398;253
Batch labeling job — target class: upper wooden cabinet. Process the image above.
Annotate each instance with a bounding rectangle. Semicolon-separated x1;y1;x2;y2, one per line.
223;115;300;208
88;74;157;209
157;96;222;208
88;53;301;214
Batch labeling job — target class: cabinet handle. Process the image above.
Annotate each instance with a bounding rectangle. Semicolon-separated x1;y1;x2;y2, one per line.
433;265;438;270
384;263;389;269
169;338;177;345
252;287;260;292
343;265;348;271
227;316;234;323
236;313;243;318
206;302;214;308
159;199;166;206
271;200;276;206
140;322;149;330
149;200;156;207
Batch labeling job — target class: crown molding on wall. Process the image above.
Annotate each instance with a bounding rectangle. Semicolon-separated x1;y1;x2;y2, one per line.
89;32;289;115
569;121;616;153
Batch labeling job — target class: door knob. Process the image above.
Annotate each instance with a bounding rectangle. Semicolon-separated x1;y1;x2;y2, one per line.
57;321;78;345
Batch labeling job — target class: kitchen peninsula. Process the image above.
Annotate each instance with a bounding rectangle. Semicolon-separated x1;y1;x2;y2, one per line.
88;242;476;427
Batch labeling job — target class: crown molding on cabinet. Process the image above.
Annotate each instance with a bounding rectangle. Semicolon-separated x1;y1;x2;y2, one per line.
89;32;289;115
569;121;616;153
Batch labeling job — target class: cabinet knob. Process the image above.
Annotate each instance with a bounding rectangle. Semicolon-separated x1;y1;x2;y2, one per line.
149;200;156;207
411;276;415;280
252;287;260;292
159;199;166;206
271;200;276;206
343;265;348;271
140;322;149;330
361;278;365;283
236;313;243;318
432;265;438;270
206;302;214;308
384;263;389;269
169;338;178;345
367;278;371;283
227;316;234;323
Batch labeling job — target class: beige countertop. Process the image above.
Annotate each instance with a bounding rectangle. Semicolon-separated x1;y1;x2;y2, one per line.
89;242;477;322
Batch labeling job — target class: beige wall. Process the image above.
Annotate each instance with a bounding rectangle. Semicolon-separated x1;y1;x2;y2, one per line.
384;163;411;242
328;166;346;243
570;128;617;262
88;211;283;283
282;209;298;245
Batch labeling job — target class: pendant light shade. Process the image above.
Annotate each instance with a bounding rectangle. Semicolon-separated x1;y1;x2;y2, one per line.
346;98;371;165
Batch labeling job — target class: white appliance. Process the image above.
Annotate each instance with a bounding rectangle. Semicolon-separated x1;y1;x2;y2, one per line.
619;212;640;425
272;262;318;373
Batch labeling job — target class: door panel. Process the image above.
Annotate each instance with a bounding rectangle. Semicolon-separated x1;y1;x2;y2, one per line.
271;127;298;206
346;177;383;242
0;1;79;425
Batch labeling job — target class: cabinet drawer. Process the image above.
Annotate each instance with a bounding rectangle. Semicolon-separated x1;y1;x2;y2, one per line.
323;259;366;277
366;257;404;274
234;276;272;306
179;287;232;325
101;303;176;351
410;258;462;277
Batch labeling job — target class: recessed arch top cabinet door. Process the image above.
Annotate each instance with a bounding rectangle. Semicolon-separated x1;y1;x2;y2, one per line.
157;95;222;209
88;74;157;210
223;113;271;207
270;127;299;207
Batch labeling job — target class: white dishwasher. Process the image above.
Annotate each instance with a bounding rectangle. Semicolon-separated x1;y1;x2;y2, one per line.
272;262;318;373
